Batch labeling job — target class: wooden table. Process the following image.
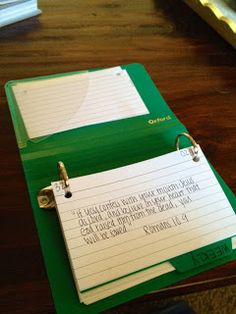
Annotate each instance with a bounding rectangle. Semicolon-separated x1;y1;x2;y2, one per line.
0;1;235;313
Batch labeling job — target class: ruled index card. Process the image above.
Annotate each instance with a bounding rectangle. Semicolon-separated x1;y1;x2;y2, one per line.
79;262;175;304
52;146;236;292
12;67;149;139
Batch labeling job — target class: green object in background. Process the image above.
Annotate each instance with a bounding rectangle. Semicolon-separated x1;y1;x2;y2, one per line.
5;63;236;314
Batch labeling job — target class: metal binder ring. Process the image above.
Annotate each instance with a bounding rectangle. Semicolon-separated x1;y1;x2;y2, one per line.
175;133;199;162
58;161;72;198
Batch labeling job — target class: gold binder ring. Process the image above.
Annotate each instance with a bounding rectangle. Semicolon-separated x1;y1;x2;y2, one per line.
58;161;72;198
175;133;199;162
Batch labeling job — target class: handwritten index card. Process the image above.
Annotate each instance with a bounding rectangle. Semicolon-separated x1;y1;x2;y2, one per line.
12;67;149;139
52;146;236;292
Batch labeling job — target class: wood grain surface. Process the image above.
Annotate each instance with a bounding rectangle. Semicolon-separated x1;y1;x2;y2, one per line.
0;1;235;313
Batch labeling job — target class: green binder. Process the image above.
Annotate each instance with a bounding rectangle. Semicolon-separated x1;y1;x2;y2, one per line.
5;63;236;314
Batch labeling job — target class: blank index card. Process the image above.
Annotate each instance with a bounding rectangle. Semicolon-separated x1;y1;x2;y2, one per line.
12;67;149;139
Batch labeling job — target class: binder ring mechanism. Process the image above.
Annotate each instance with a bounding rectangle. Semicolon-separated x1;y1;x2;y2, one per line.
58;161;72;198
37;161;72;210
176;132;199;162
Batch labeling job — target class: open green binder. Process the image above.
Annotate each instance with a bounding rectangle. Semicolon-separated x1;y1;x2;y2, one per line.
5;63;236;313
